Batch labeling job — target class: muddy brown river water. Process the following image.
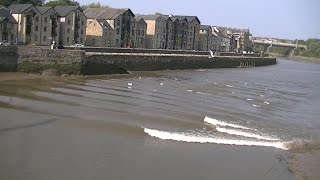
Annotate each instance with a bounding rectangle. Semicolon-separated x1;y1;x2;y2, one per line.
0;58;319;180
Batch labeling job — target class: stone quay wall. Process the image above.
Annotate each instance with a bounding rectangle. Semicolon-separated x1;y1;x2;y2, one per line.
84;54;276;73
0;46;18;71
0;46;276;75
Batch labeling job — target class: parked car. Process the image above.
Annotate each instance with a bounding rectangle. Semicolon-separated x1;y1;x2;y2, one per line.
70;44;84;47
0;40;11;46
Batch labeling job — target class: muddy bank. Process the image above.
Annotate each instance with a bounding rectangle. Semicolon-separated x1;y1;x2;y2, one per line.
0;72;41;82
288;151;320;180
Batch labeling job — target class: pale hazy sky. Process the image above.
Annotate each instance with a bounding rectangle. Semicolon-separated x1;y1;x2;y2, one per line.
78;0;320;40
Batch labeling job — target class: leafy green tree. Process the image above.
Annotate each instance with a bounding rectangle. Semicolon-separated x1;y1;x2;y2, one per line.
44;0;79;7
82;2;109;9
1;0;45;7
294;39;320;57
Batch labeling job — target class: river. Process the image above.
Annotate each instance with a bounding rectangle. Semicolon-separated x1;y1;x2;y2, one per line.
0;58;319;180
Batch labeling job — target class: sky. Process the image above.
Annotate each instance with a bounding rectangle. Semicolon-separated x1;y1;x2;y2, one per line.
78;0;320;40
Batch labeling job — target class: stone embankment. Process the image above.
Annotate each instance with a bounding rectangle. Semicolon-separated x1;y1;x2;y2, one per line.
0;46;276;75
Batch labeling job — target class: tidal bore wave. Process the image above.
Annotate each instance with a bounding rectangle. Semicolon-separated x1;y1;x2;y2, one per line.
144;116;320;151
144;127;288;150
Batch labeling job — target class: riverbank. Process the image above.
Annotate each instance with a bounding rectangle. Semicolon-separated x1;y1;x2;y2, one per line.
0;72;40;82
290;56;320;63
0;46;276;75
269;53;320;63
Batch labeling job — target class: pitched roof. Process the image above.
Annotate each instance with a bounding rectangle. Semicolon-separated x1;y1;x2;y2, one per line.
170;17;179;22
136;15;160;21
217;26;249;34
36;6;51;14
160;15;171;20
84;7;133;20
172;15;200;24
54;6;80;17
200;25;211;30
7;3;33;13
134;16;146;23
96;19;112;30
0;8;17;23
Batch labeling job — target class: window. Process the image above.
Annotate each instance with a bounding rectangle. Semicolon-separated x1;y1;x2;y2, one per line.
67;28;70;33
116;28;120;34
132;30;135;36
132;22;135;27
81;21;84;26
138;30;140;36
34;35;38;41
35;26;38;31
67;37;69;43
35;16;39;22
44;17;47;23
117;19;120;26
43;36;46;41
142;30;144;35
80;38;83;43
81;29;83;34
68;19;70;25
44;27;47;32
116;39;119;44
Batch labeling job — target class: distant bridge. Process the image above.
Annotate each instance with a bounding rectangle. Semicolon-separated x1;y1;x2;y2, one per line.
253;40;307;49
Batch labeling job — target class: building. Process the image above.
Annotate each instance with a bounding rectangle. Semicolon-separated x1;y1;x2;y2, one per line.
36;6;60;46
85;19;114;47
54;6;86;46
216;26;251;52
160;15;174;49
211;27;222;52
199;25;212;51
171;17;188;50
137;15;168;49
0;7;17;44
84;7;136;47
172;15;200;50
7;3;41;45
134;16;147;48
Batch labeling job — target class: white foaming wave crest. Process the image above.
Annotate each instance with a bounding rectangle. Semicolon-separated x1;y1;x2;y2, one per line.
216;127;280;141
204;116;252;130
197;92;212;96
144;128;287;150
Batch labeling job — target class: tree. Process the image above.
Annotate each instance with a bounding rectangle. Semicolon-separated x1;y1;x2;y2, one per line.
154;12;163;15
1;0;45;7
82;2;109;10
43;0;79;7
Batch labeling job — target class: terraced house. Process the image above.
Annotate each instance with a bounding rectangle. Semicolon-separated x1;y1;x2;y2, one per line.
35;6;60;46
85;19;114;47
161;15;174;49
54;6;86;46
217;26;252;52
137;15;165;49
172;15;200;50
134;16;147;48
84;7;136;47
199;25;212;51
0;7;17;44
171;16;188;50
7;4;41;45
